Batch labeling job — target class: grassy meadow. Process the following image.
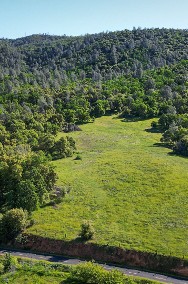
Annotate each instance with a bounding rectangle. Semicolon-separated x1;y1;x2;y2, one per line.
28;115;188;258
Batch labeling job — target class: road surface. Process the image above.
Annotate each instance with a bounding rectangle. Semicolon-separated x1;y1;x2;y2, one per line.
0;248;187;284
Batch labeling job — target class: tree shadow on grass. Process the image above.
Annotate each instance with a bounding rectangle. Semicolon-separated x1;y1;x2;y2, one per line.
151;142;188;159
151;142;175;154
111;113;143;121
167;151;188;159
73;236;92;244
40;201;56;208
111;113;154;122
150;142;173;155
121;117;148;123
73;236;84;243
61;278;77;284
152;142;171;148
145;127;161;133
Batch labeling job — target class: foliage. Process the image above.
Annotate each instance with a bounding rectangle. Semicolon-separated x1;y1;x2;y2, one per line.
15;181;39;212
152;113;188;155
68;262;106;283
79;221;95;240
0;208;28;240
74;154;82;160
68;261;156;284
0;255;69;283
1;29;188;91
0;256;162;284
0;150;58;212
2;253;16;273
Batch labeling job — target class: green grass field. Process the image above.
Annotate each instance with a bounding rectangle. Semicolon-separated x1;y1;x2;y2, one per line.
28;115;188;258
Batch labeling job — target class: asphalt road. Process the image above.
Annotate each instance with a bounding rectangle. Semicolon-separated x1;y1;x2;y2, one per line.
0;248;187;284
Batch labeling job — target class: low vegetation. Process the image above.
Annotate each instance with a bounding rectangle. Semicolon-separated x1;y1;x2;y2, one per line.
0;208;28;241
79;220;95;240
0;254;162;284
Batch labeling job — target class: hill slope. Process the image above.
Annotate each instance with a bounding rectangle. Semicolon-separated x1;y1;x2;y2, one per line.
28;115;188;258
1;28;188;91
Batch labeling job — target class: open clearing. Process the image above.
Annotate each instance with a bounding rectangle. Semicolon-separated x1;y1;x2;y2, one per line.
28;116;188;258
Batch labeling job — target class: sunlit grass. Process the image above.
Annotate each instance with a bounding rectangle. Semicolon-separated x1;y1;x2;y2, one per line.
28;115;188;258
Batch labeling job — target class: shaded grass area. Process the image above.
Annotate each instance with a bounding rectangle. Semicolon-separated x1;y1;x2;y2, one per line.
28;116;188;258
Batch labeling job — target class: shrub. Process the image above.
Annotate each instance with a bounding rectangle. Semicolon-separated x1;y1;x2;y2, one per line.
1;208;28;241
3;253;17;273
75;154;82;160
69;262;105;283
79;221;95;240
0;263;4;275
68;262;127;284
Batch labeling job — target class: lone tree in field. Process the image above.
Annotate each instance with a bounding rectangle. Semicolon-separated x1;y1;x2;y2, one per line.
79;221;95;241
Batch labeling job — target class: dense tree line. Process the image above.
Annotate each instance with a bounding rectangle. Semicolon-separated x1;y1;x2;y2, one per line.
152;113;188;156
1;28;188;92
